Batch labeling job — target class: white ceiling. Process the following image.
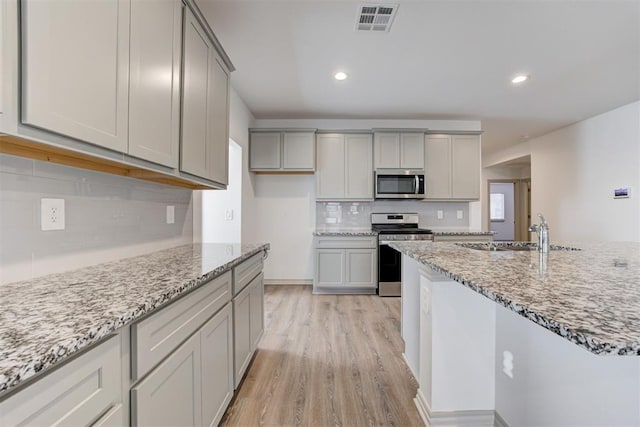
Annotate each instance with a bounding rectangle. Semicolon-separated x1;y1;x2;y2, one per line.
197;0;640;154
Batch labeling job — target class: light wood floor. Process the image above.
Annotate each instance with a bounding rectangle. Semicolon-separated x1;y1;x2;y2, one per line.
221;285;424;427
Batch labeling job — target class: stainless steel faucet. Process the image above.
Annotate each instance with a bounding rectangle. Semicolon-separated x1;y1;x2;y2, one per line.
528;213;549;253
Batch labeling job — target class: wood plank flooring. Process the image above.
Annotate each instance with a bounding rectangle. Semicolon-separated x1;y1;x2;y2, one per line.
220;285;424;427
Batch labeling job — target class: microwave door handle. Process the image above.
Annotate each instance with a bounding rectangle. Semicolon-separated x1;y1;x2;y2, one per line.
414;175;419;194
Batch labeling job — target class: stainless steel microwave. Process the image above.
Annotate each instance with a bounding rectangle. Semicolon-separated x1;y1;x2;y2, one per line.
375;170;425;199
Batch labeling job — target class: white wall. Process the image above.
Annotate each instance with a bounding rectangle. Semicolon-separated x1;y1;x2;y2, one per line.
228;86;257;244
483;101;640;243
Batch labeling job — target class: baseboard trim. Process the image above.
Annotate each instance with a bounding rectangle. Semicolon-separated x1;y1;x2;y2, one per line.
414;389;497;426
401;352;417;381
263;279;312;286
494;411;509;427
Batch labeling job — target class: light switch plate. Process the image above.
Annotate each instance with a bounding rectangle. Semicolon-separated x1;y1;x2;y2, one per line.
437;210;444;220
225;209;234;221
41;198;65;231
457;210;463;219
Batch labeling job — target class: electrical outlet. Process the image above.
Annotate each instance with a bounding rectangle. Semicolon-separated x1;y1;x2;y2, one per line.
437;210;444;220
225;209;234;221
41;198;65;231
457;210;463;219
166;205;175;224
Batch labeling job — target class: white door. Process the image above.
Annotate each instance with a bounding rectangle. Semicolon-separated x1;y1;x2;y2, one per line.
400;133;425;169
451;134;481;199
490;182;516;241
21;0;130;151
374;133;400;169
424;135;452;198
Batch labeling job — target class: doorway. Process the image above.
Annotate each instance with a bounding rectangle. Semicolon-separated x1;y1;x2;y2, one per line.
488;179;531;241
199;139;242;243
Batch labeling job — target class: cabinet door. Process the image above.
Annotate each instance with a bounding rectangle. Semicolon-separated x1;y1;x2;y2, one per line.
250;132;281;170
131;333;202;427
283;132;315;170
0;337;121;426
374;133;400;169
128;0;182;167
21;0;129;152
452;135;481;199
249;273;265;350
92;404;124;427
233;285;252;388
400;133;425;169
345;134;373;199
181;9;213;179
425;135;452;198
316;134;345;199
315;249;345;287
346;249;376;288
208;54;230;185
201;304;233;427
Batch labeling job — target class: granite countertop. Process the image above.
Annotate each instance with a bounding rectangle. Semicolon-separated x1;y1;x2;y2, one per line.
0;242;270;396
388;240;640;356
313;229;378;237
431;231;494;236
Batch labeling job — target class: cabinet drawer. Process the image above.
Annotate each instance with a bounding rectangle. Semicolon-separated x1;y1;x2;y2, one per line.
131;271;232;381
233;253;263;295
0;336;121;427
314;236;377;249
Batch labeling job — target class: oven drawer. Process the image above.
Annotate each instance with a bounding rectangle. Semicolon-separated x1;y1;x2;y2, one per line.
314;236;377;249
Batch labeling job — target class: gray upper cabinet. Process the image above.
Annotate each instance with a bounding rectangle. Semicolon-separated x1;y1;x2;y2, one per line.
181;7;230;186
128;0;182;168
374;132;424;170
250;130;316;172
424;134;481;200
316;133;373;201
21;0;130;152
14;0;233;189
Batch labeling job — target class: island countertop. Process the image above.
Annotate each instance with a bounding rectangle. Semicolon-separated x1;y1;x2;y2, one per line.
0;242;270;396
389;241;640;356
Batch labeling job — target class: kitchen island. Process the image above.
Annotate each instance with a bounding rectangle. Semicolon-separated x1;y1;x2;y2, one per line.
390;240;640;426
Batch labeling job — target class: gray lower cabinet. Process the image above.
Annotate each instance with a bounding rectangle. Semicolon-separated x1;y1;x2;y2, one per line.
313;236;377;294
233;272;264;389
131;271;234;427
132;333;203;426
201;304;234;427
0;336;123;426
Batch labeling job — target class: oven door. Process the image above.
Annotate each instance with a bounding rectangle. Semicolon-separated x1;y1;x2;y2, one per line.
375;171;425;199
378;243;401;296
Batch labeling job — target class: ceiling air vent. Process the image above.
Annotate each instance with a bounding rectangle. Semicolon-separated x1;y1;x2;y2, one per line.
355;4;398;32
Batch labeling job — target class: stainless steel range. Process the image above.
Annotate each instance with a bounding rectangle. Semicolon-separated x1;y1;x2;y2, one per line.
372;213;433;297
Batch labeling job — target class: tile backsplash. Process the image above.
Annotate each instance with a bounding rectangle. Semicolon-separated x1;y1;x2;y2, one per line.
316;200;470;230
0;154;193;284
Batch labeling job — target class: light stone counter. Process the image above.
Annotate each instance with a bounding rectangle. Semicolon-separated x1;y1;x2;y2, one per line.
0;243;269;396
389;240;640;355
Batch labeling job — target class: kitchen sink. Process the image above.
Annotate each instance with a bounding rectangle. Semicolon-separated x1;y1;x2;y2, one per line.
455;242;581;252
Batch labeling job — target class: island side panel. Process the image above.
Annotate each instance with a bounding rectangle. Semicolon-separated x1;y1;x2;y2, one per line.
401;255;421;379
495;304;640;426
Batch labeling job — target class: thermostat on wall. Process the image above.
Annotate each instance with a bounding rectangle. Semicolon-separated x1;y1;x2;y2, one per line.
614;187;631;199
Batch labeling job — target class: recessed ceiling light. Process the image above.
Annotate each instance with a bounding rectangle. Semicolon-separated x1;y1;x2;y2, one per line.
334;72;349;81
511;74;528;84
